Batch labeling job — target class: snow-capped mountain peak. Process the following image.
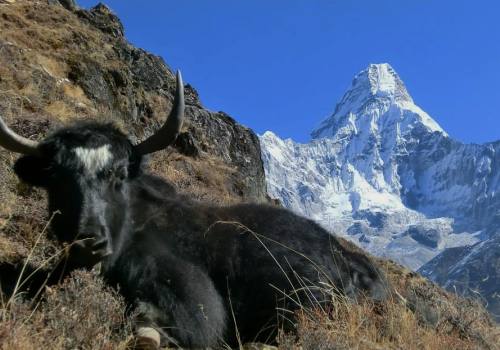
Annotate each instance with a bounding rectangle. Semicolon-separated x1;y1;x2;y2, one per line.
365;63;411;100
311;63;447;140
260;62;500;319
348;63;412;103
260;63;499;270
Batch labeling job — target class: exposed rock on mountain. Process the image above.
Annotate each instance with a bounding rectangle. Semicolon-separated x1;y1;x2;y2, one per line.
419;232;500;321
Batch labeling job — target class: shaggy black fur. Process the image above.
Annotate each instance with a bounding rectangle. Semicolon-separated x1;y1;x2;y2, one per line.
10;122;388;348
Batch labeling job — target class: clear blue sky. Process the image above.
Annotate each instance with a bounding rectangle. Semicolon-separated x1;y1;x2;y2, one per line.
79;0;499;144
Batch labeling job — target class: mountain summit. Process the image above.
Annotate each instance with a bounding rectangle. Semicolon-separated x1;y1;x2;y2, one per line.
260;63;500;319
311;63;446;140
352;63;411;101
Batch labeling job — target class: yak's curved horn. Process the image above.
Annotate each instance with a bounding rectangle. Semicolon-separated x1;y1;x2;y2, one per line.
0;115;40;156
134;70;185;155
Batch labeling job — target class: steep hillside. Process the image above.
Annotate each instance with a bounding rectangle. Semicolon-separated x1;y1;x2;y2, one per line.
0;1;498;349
0;1;267;207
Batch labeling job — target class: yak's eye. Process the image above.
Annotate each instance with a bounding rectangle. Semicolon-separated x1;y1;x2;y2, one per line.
116;166;128;181
97;168;113;180
99;166;127;184
104;168;114;178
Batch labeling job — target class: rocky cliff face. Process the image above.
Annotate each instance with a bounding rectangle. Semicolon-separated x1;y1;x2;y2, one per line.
261;63;500;318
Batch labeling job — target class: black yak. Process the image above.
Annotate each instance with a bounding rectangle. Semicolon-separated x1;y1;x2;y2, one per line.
0;72;387;349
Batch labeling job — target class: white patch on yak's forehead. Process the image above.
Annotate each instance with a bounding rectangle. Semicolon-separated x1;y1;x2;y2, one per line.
72;144;113;174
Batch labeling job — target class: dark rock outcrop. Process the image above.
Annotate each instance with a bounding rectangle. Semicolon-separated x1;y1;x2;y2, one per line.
406;226;441;249
76;3;124;37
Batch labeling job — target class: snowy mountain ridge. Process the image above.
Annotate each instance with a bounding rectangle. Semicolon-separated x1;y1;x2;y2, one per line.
260;63;499;272
311;63;446;140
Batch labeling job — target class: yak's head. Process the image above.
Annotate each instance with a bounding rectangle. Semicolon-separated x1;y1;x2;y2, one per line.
0;72;184;263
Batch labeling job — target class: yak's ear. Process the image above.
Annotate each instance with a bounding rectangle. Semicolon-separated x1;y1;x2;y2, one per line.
14;155;51;187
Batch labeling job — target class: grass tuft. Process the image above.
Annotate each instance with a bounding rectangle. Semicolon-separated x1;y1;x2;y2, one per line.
1;270;133;350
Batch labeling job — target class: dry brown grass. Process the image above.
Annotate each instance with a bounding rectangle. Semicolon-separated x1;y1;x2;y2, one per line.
149;151;242;205
0;270;133;350
0;203;133;349
0;0;151;126
273;269;500;350
281;294;500;350
0;4;86;118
